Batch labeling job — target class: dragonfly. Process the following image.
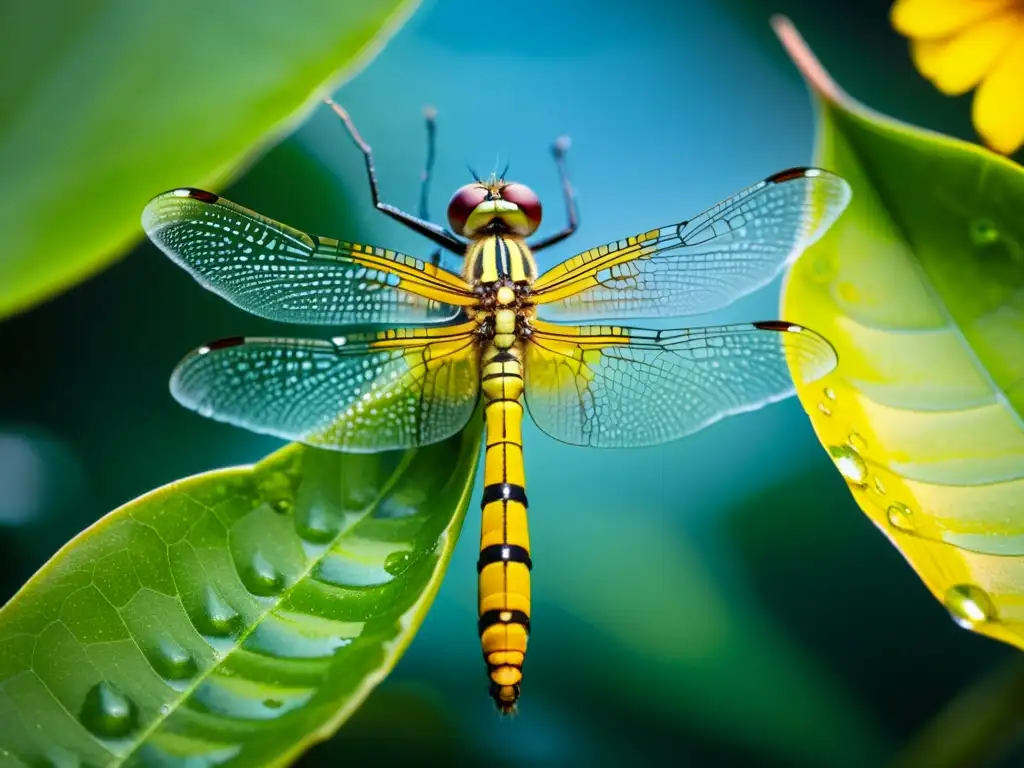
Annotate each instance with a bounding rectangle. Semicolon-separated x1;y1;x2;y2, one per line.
142;101;850;714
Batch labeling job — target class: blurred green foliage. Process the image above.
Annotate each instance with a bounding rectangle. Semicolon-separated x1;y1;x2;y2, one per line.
0;1;418;320
539;511;885;766
0;426;480;765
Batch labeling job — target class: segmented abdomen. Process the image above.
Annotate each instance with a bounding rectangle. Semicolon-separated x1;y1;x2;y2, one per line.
478;340;532;713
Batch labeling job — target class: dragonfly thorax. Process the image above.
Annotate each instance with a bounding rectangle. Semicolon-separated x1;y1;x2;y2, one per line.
470;284;535;350
464;233;538;286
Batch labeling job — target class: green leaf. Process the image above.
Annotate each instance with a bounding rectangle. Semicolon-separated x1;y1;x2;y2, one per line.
0;421;481;766
772;18;1024;649
0;1;419;320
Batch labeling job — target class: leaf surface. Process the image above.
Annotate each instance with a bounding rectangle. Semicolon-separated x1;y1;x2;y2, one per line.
774;17;1024;649
0;422;481;766
0;1;419;319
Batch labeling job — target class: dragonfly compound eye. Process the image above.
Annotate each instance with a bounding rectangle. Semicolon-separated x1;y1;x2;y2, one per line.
447;184;490;235
500;183;542;235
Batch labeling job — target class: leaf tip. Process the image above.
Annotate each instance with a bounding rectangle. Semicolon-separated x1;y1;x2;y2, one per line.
771;16;847;105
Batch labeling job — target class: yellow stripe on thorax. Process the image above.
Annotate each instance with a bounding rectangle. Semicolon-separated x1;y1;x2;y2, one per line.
464;235;537;285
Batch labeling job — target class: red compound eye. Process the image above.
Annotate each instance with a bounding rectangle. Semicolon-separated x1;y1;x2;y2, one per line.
447;184;489;234
501;183;542;234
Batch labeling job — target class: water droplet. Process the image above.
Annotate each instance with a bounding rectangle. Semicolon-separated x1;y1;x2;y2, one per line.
210;478;248;503
158;703;172;716
873;476;887;495
150;636;197;680
848;432;867;451
817;402;832;417
260;471;295;515
969;218;999;246
808;251;837;283
837;282;859;302
828;444;867;486
244;550;284;596
822;387;836;401
197;586;241;637
384;550;413;576
80;681;137;739
886;502;914;531
296;502;339;544
314;552;393;587
944;584;996;629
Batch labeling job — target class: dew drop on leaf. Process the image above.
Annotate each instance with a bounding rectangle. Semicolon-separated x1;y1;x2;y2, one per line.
837;282;859;302
969;218;999;246
822;387;836;401
384;550;412;576
944;584;996;629
886;503;914;532
296;502;340;543
80;681;137;739
817;402;832;416
808;251;837;283
828;444;867;486
198;586;241;637
261;471;296;515
151;636;197;680
847;432;867;451
244;549;284;596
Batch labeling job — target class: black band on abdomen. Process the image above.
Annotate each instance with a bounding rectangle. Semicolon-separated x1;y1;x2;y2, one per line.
481;372;523;382
481;483;528;507
477;544;533;572
478;609;531;635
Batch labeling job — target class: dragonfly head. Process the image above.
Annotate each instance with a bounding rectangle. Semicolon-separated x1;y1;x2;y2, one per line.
447;180;542;238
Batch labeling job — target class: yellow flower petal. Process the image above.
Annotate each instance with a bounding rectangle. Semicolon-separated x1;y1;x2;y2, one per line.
911;13;1018;94
973;32;1024;153
891;0;1017;39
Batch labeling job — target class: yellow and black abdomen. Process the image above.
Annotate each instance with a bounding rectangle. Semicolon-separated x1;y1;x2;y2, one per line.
478;337;532;712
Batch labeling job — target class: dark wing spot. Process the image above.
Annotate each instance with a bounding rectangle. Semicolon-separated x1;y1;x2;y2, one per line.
765;168;812;184
181;188;220;203
753;320;800;332
206;336;246;350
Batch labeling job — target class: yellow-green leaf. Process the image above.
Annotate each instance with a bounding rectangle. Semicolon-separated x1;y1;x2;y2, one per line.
0;1;419;320
0;422;481;766
773;17;1024;649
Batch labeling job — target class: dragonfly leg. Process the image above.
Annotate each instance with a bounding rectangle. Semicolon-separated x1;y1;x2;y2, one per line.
528;135;578;253
418;106;445;268
419;106;437;222
325;100;467;256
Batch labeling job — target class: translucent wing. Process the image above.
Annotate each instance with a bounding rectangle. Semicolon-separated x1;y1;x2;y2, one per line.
171;323;480;452
524;319;837;447
143;188;476;325
531;168;850;321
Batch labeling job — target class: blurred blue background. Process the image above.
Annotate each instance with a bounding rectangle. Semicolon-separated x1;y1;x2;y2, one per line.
0;0;1017;765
